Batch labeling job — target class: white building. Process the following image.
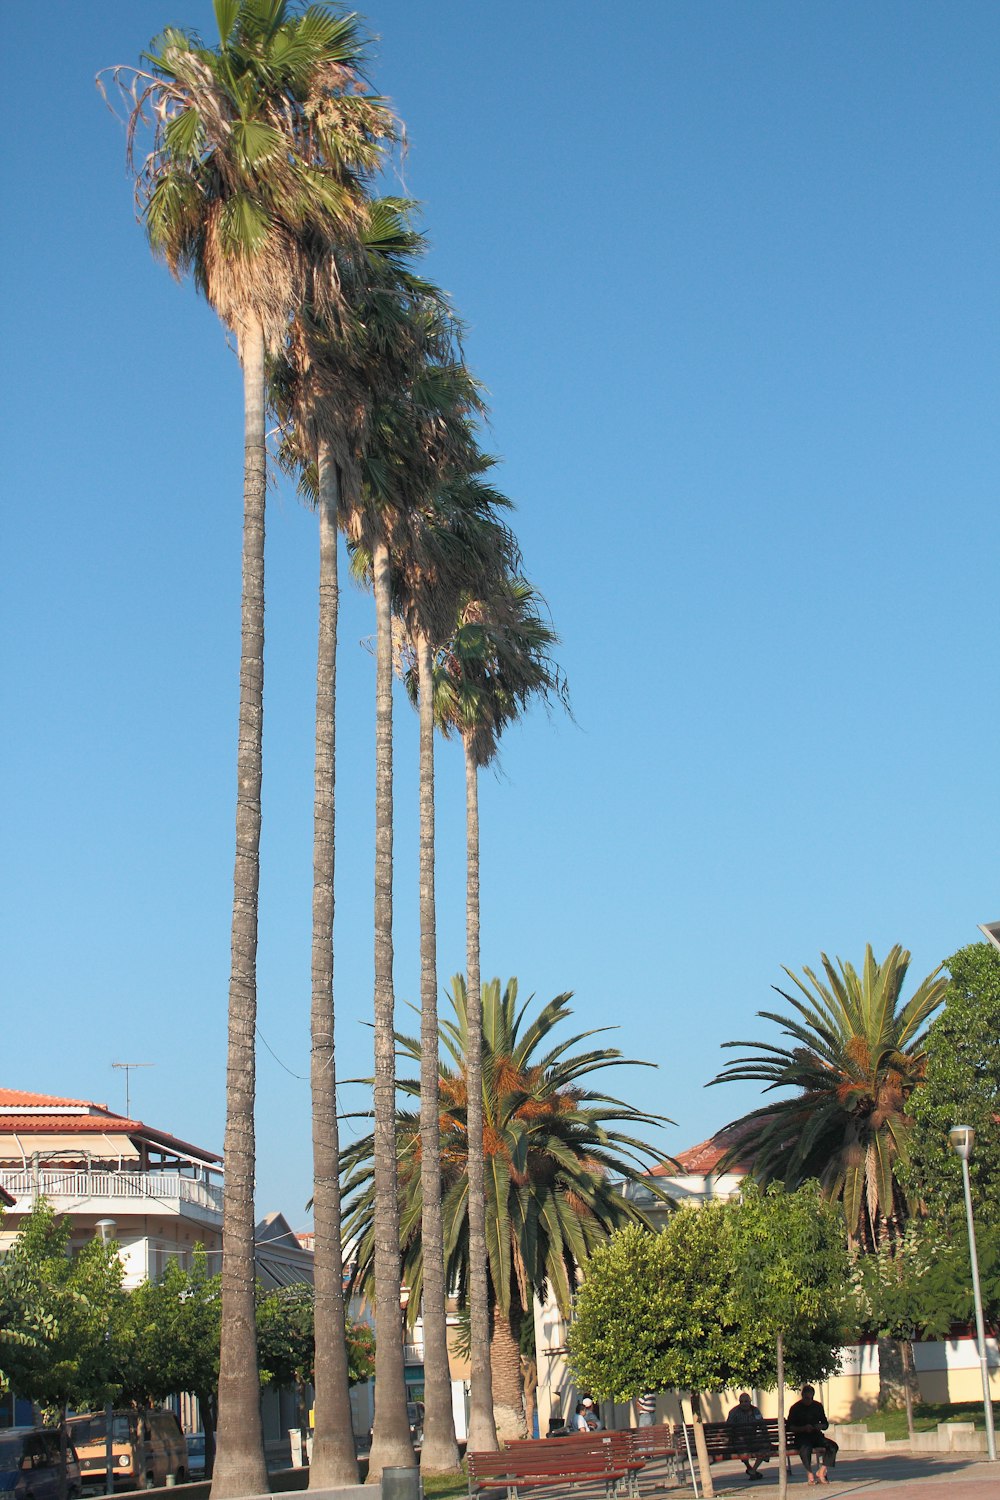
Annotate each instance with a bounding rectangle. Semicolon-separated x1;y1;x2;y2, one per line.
0;1089;332;1452
0;1088;224;1279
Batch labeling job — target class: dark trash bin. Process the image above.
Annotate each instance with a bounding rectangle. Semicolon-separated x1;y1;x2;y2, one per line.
381;1466;421;1500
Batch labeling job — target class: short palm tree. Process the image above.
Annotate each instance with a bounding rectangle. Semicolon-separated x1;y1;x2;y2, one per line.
107;7;389;1492
341;978;671;1440
710;944;948;1248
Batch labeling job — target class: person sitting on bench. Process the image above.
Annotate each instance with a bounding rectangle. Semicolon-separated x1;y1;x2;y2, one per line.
786;1386;838;1484
726;1393;768;1480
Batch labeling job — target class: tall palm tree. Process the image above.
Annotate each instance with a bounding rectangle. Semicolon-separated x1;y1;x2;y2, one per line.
710;944;948;1248
272;197;425;1490
109;7;387;1492
434;578;568;1447
396;474;519;1473
342;979;671;1439
347;329;492;1482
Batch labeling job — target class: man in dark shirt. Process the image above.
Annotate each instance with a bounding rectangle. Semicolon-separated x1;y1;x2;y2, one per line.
786;1386;838;1484
726;1393;768;1479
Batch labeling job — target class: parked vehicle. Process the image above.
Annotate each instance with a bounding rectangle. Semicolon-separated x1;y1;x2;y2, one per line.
66;1411;186;1492
0;1427;82;1500
183;1435;206;1482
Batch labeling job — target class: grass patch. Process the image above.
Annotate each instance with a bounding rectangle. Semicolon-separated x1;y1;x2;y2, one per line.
421;1470;469;1500
861;1402;986;1440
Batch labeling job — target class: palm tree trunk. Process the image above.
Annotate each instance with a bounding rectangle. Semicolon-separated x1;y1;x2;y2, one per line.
416;630;460;1474
489;1297;526;1442
463;734;498;1452
212;316;268;1500
368;537;415;1483
309;441;358;1489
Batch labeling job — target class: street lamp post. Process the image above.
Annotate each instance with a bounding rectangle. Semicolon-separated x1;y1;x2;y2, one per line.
948;1128;997;1461
95;1220;117;1497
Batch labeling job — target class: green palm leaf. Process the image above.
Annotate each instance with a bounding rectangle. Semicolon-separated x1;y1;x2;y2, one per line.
710;943;947;1246
343;978;673;1327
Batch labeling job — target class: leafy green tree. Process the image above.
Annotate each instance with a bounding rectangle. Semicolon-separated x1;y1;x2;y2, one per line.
343;978;669;1441
568;1212;762;1500
257;1284;315;1395
118;1257;377;1481
728;1184;851;1500
256;1282;374;1419
568;1191;846;1500
106;9;391;1490
851;1222;947;1440
118;1251;221;1475
904;942;1000;1233
711;945;948;1247
0;1206;57;1395
0;1204;124;1496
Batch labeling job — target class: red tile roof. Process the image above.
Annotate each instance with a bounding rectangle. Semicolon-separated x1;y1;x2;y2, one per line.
650;1123;755;1177
0;1089;221;1165
0;1114;142;1134
0;1090;105;1109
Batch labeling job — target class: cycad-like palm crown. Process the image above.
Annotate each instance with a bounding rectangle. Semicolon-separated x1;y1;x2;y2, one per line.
342;978;670;1318
711;944;947;1245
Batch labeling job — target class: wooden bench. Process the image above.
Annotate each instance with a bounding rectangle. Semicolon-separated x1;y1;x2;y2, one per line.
671;1420;791;1473
499;1432;647;1497
626;1427;678;1461
467;1447;631;1500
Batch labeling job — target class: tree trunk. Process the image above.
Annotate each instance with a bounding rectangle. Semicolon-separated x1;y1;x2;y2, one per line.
309;444;359;1489
58;1405;69;1500
689;1392;714;1500
490;1300;526;1442
416;630;461;1474
212;316;268;1500
367;538;415;1483
877;1336;909;1410
464;736;499;1453
901;1338;918;1445
521;1357;538;1440
199;1393;217;1480
776;1332;787;1500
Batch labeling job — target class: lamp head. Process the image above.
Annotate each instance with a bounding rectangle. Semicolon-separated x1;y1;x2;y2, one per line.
95;1218;117;1243
949;1126;975;1161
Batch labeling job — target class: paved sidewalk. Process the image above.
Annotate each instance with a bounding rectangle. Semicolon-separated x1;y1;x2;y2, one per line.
695;1453;996;1500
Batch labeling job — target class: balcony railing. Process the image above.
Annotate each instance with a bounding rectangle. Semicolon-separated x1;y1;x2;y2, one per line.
0;1169;223;1219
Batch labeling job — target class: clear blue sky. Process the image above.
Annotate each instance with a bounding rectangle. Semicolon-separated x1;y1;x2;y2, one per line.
3;1;998;1225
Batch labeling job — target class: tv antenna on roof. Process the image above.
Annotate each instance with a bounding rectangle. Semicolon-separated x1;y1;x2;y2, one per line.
112;1062;153;1119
